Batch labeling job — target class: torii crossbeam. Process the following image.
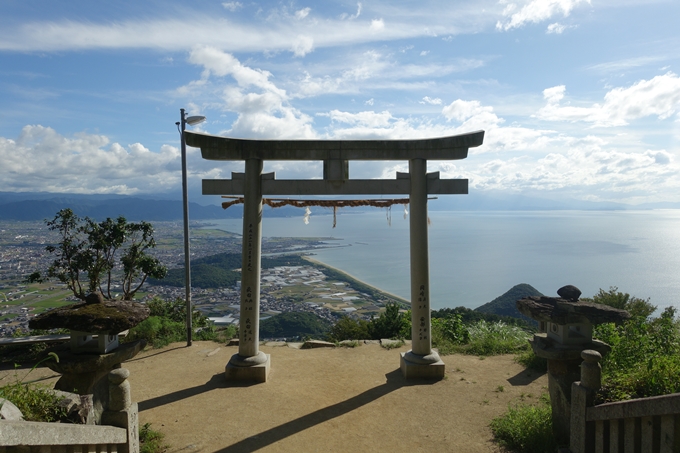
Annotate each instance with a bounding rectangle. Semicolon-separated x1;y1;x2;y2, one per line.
187;130;485;382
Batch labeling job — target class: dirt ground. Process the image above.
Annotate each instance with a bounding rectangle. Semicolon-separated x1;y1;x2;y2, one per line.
3;341;548;452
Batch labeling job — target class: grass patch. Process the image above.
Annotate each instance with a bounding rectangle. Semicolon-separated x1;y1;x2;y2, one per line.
140;423;168;453
433;319;531;356
514;349;547;372
0;379;67;422
490;394;556;453
0;353;68;422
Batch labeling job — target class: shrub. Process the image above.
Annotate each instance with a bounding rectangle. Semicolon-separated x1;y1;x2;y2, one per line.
586;286;656;319
126;316;185;348
595;306;680;402
126;297;234;347
0;353;67;422
431;314;470;355
327;316;370;342
0;379;67;422
146;297;209;328
368;302;409;340
490;394;556;453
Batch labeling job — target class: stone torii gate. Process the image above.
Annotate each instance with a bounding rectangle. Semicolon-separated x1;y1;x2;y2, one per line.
186;130;484;382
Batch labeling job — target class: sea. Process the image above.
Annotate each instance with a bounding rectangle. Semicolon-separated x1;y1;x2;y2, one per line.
203;210;680;314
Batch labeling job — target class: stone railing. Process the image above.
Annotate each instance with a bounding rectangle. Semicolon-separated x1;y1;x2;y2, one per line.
570;350;680;453
0;368;139;453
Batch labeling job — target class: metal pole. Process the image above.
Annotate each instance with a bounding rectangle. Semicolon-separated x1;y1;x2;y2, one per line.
180;108;193;347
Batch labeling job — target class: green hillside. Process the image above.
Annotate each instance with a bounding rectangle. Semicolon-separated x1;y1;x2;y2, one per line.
260;311;332;339
149;252;309;288
474;283;544;324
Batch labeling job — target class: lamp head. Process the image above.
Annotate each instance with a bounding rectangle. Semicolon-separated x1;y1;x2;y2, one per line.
185;115;206;126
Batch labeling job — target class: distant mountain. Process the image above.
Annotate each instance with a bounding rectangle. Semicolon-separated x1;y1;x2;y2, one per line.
0;194;304;221
2;190;678;221
474;283;544;324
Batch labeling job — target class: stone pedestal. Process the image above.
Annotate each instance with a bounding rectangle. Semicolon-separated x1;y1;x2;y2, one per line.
400;352;445;379
46;340;145;423
225;353;271;383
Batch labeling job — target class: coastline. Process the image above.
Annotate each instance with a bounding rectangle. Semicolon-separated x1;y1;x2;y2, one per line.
302;255;411;306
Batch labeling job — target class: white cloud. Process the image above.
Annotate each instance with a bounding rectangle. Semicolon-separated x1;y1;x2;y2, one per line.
496;0;590;31
365;98;374;106
188;46;285;96
421;96;442;105
536;73;680;126
0;126;181;194
442;99;494;122
587;56;668;74
546;22;568;33
370;19;385;32
222;2;243;12
186;47;316;139
0;8;466;53
295;8;311;20
340;3;363;20
420;50;430;56
292;35;314;57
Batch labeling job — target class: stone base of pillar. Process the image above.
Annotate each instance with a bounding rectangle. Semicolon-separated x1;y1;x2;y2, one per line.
400;352;445;379
225;354;270;383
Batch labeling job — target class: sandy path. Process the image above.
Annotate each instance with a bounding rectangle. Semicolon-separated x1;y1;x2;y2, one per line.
119;341;547;452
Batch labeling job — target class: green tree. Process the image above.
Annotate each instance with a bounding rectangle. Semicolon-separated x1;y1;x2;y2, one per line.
368;302;409;340
586;286;656;319
35;209;167;301
327;316;370;341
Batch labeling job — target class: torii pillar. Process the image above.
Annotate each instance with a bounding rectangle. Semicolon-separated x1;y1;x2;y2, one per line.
186;130;484;382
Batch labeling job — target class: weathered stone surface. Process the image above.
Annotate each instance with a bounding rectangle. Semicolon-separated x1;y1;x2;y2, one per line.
46;340;145;424
47;340;146;376
529;334;611;361
516;296;630;325
557;285;581;302
29;294;149;333
301;340;336;349
50;390;96;424
380;339;404;348
0;398;23;420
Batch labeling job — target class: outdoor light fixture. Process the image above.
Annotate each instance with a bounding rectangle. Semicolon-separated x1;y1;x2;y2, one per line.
177;108;206;347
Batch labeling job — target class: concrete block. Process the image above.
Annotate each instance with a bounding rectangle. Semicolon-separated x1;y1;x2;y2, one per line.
400;353;445;379
225;354;270;383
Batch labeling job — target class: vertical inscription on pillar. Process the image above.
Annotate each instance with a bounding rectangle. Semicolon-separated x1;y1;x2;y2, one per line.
417;284;429;341
247;223;253;272
241;286;255;342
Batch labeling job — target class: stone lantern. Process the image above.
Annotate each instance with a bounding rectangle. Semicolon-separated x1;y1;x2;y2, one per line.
28;292;149;422
516;285;630;445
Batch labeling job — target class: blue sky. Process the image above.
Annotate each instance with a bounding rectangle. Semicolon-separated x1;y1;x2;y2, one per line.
1;0;679;205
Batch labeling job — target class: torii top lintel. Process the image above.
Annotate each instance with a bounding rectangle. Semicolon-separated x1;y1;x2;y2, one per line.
185;130;484;161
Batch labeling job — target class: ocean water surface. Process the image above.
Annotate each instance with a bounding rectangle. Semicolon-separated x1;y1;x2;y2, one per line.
205;210;680;313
